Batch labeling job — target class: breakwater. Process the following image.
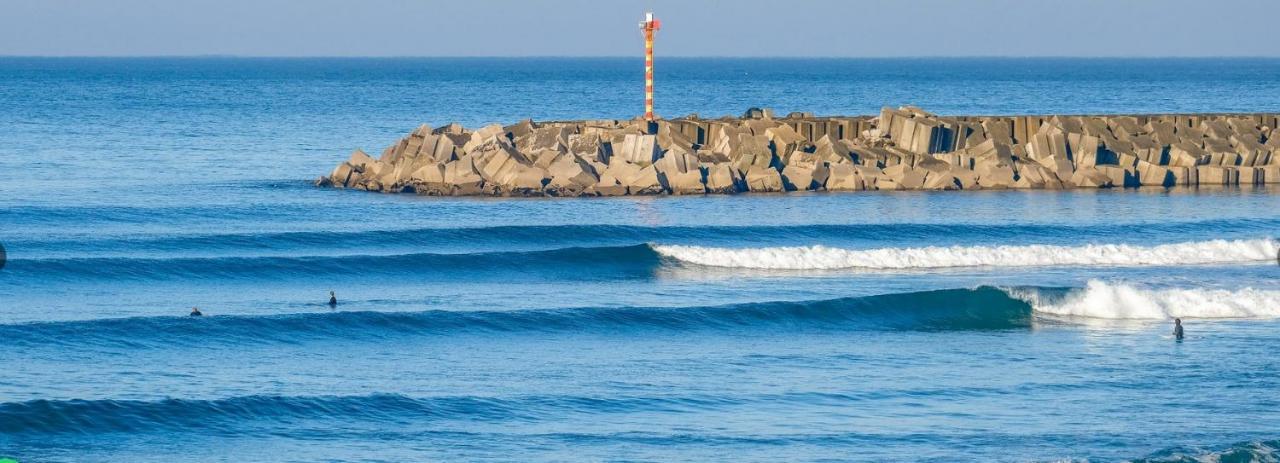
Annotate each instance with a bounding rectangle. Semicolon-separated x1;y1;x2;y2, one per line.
317;107;1280;196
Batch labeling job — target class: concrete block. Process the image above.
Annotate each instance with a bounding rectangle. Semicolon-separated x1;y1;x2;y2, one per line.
616;134;661;166
410;163;446;184
329;162;355;187
590;173;628;197
463;124;507;153
745;166;784;192
547;155;599;189
1167;143;1205;167
705;164;742;194
922;170;960;190
1068;133;1101;167
1108;117;1142;138
883;163;926;189
625;164;665;195
975;163;1016;189
443;157;483;188
662;169;707;195
347;149;377;172
1261;165;1280;184
567;133;607;163
781;163;829;191
825;163;866;191
1095;165;1135;187
1013;162;1047;189
1137;160;1173;187
1196;165;1239;186
1070;166;1113;188
1249;166;1268;185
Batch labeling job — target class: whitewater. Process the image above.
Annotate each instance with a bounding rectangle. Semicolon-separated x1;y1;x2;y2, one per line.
1017;280;1280;320
652;238;1280;270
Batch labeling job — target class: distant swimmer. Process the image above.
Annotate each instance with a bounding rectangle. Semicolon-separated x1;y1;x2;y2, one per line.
1173;318;1184;341
190;306;204;317
329;290;338;307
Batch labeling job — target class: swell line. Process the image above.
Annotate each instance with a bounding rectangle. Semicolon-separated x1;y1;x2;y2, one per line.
5;282;1277;351
2;244;658;282
1;287;1034;349
9;219;1280;258
7;237;1275;284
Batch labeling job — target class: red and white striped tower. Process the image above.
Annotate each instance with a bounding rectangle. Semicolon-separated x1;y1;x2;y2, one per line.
640;11;661;125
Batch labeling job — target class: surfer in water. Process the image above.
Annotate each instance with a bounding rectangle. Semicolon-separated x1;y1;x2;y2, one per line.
1173;318;1184;341
329;290;338;307
190;306;204;317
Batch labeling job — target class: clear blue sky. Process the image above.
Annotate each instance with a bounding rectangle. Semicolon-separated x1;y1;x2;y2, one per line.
3;0;1277;57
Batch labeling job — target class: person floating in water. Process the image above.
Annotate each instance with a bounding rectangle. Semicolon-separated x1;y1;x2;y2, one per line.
190;306;204;317
1173;318;1184;340
329;290;338;307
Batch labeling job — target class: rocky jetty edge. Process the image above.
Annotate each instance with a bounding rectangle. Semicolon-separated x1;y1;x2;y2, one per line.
316;107;1280;196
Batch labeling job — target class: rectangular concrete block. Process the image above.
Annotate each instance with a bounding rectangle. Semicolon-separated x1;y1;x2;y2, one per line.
1068;133;1100;167
1261;165;1280;184
1170;166;1196;186
1137;160;1173;187
1254;150;1271;166
1240;167;1263;185
1196;165;1240;185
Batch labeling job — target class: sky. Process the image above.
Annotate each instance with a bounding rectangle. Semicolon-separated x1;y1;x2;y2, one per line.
2;0;1278;57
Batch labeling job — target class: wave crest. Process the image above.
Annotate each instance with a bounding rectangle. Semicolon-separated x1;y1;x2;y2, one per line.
652;239;1278;270
1016;280;1280;320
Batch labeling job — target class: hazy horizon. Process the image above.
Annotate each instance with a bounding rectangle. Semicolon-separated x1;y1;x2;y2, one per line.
3;0;1278;58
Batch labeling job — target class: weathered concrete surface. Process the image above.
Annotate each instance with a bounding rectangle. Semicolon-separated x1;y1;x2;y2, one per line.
318;107;1280;197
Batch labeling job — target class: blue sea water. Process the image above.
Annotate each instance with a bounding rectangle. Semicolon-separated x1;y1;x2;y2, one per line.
1;57;1280;462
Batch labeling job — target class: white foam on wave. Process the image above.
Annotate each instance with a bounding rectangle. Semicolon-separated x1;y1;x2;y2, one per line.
651;239;1277;270
1015;280;1280;320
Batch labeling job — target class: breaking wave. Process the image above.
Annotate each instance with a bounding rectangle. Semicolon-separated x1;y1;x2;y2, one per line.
652;238;1278;270
1015;280;1280;320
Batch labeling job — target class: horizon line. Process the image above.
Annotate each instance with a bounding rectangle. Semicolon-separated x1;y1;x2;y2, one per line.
2;54;1279;60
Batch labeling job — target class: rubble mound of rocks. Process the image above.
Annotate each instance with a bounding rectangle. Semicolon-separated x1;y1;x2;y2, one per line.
317;107;1280;196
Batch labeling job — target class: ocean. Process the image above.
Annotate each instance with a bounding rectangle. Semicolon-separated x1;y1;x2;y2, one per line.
1;57;1279;462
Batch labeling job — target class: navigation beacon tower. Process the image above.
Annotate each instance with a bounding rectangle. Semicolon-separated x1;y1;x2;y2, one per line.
640;11;661;131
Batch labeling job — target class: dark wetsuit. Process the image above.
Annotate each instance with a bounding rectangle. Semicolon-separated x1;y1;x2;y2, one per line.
190;309;203;317
329;296;338;306
1173;324;1184;340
